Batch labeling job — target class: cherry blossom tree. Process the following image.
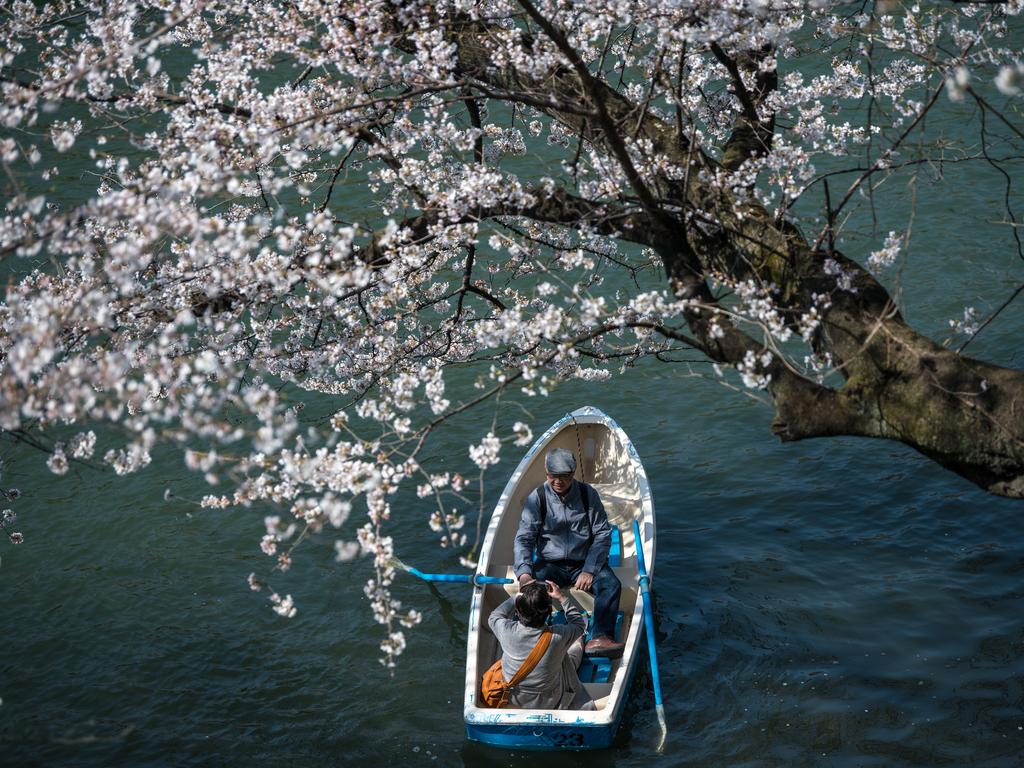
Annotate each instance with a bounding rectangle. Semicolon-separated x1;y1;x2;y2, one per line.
2;0;1023;662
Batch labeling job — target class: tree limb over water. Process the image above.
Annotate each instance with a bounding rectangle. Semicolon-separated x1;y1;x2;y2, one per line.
1;0;1023;657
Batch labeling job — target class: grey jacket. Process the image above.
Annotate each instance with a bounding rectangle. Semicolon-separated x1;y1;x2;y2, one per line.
487;595;586;709
513;480;612;578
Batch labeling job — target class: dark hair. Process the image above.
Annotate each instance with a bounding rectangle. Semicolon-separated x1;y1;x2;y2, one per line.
516;581;552;628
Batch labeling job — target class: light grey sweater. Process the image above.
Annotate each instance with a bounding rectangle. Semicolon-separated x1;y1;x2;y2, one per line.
487;594;587;709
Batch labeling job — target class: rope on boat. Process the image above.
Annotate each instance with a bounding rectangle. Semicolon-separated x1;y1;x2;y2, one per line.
571;413;586;484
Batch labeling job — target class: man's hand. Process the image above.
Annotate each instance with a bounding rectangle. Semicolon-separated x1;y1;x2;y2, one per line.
574;571;594;592
545;580;564;602
518;573;535;587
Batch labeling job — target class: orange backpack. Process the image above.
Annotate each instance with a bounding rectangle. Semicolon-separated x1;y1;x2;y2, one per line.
480;629;553;708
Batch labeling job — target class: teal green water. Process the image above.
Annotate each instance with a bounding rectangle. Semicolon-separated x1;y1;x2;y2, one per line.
3;25;1024;768
4;362;1024;766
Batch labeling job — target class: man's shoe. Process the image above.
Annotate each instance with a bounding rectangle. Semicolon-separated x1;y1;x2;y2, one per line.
585;635;625;658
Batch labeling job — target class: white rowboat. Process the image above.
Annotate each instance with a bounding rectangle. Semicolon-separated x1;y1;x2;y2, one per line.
463;406;656;750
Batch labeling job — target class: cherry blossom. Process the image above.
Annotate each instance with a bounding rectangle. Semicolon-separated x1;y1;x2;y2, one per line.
1;0;1023;663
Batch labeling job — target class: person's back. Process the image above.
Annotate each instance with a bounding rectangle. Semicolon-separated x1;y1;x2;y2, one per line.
487;581;593;710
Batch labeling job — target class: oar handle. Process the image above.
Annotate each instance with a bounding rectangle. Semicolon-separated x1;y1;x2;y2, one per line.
473;575;514;585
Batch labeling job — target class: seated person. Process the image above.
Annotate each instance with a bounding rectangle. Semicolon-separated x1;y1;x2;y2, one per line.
513;448;625;657
488;580;593;710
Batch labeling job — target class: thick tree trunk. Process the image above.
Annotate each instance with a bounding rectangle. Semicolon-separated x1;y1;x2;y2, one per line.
779;290;1024;498
681;202;1024;497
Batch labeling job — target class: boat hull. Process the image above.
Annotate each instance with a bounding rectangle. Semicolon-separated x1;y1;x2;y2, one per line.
466;720;616;750
464;406;655;750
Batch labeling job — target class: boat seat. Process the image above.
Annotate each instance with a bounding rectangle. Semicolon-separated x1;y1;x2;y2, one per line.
577;656;613;683
547;608;623;686
608;526;622;566
571;587;594;614
502;575;612;617
498;522;637;606
501;567;635;608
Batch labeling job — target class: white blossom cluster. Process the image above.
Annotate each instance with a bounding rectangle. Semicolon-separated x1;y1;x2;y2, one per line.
1;505;22;545
736;349;774;391
867;232;905;274
949;306;981;337
995;62;1024;96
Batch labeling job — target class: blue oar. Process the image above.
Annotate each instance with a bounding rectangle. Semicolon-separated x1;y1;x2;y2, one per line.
633;518;667;751
390;556;513;586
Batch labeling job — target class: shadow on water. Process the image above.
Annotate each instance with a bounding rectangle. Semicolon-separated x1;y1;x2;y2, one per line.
425;582;469;651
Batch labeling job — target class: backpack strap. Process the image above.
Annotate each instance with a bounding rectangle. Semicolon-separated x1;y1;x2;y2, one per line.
505;629;553;689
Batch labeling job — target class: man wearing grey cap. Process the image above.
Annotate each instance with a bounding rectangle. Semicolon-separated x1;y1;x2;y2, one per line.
513;447;625;658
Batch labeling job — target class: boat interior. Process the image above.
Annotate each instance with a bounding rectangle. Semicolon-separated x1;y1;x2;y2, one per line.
474;421;646;711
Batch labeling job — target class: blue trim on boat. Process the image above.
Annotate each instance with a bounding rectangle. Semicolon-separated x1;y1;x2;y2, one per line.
577;656;613;683
608;526;622;567
465;638;640;750
465;721;616;750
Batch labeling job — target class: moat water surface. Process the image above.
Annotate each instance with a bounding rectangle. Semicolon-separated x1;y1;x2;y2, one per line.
3;31;1024;768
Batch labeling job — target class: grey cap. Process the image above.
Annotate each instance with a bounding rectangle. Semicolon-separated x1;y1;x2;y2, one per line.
544;448;576;474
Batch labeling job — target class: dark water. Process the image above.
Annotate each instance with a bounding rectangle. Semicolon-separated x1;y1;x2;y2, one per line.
4;23;1024;768
4;365;1024;767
